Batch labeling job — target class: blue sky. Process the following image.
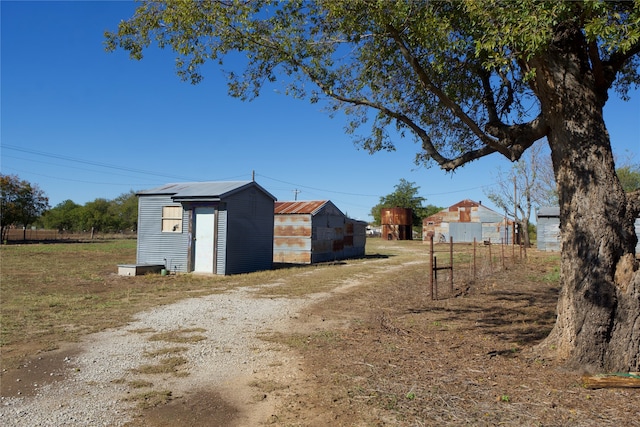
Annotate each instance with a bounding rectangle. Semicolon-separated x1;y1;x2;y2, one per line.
2;1;638;223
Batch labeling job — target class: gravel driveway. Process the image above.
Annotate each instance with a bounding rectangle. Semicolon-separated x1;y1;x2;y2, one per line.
0;287;312;426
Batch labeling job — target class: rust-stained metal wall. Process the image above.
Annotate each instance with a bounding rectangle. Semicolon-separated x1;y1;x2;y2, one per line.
422;200;513;243
274;201;366;264
381;207;413;240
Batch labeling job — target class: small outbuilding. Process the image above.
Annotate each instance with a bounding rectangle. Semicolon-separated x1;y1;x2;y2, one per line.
134;181;276;275
273;200;366;264
422;199;514;244
536;207;561;252
536;206;640;256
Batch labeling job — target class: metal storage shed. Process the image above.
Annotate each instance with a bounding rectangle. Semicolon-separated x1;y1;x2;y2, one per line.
274;200;367;264
536;206;640;256
536;207;561;252
135;181;276;275
422;199;514;243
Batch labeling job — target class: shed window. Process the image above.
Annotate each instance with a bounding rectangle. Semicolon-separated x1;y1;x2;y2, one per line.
162;206;183;233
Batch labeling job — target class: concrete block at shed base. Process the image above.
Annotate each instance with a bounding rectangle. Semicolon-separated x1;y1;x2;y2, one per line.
118;264;165;276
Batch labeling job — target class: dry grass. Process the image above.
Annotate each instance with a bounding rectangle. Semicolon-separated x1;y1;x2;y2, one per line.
261;245;639;427
0;238;525;372
143;346;189;358
132;356;189;376
10;237;623;426
123;390;173;409
147;328;207;344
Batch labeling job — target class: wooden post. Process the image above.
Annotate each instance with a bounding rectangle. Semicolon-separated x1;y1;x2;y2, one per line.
449;236;454;294
473;237;477;280
501;238;505;269
433;256;438;300
429;234;434;300
519;241;522;259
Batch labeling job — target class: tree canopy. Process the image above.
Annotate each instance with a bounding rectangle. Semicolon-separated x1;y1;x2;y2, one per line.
0;174;50;241
370;179;441;226
617;163;640;193
106;1;639;171
106;1;640;371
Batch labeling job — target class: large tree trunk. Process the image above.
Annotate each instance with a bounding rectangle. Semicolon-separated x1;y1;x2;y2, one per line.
533;24;640;372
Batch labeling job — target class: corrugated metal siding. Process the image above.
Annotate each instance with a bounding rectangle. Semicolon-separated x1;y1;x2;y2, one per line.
450;222;482;242
344;219;366;259
215;208;228;275
136;195;190;272
380;208;412;226
536;212;639;255
482;225;511;244
223;187;274;274
537;217;561;252
423;200;512;243
274;214;313;263
311;206;347;263
273;202;366;264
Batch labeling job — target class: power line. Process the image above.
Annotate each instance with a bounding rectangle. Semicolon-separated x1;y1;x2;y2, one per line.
4;145;507;204
3;144;249;183
3;144;204;182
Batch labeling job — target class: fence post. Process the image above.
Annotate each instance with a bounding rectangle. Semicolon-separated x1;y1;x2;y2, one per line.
429;234;434;300
433;256;438;300
449;236;453;294
473;237;477;280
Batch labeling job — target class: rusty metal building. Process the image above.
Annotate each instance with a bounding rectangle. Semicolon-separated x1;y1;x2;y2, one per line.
422;200;513;243
380;207;413;240
274;200;366;264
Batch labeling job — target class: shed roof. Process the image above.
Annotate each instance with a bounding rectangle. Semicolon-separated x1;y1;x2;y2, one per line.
275;200;337;215
537;207;560;217
137;181;276;202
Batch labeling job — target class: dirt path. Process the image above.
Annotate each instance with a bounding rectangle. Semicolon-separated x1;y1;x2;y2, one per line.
0;286;318;426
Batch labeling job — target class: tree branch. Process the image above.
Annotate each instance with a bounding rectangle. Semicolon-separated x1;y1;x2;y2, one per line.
601;40;640;89
384;24;513;159
484;115;549;160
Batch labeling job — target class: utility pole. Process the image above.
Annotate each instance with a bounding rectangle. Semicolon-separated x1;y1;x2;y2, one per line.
292;189;301;201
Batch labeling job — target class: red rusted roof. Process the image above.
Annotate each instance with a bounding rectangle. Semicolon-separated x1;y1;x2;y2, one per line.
275;201;329;215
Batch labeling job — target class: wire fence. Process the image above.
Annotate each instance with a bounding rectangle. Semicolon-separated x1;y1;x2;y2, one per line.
3;228;136;243
427;235;527;300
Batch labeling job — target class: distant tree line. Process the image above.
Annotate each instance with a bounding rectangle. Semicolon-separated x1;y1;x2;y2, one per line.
39;191;138;234
1;174;138;242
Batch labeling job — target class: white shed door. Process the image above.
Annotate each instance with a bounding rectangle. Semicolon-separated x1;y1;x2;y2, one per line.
194;207;215;273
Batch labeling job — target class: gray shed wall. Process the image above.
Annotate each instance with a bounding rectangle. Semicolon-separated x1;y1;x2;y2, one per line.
223;188;274;274
537;216;561;252
536;213;640;256
136;195;190;272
